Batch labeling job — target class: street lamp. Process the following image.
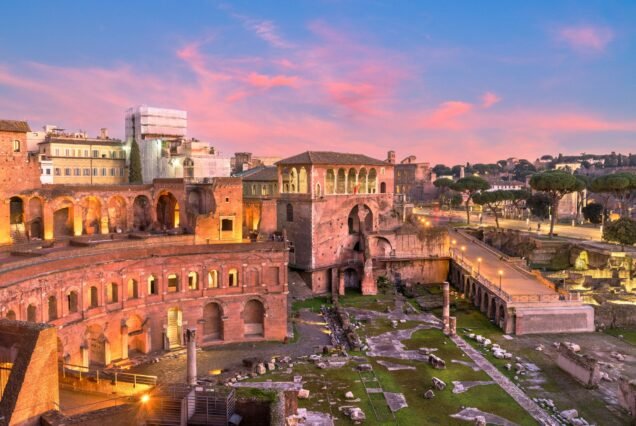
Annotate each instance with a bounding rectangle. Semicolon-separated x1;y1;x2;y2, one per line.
450;239;457;256
461;245;466;262
477;257;482;275
498;270;503;293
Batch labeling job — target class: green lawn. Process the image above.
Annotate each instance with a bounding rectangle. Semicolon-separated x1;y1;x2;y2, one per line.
604;327;636;346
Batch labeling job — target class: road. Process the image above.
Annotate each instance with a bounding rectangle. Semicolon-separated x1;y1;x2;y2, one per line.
451;230;554;297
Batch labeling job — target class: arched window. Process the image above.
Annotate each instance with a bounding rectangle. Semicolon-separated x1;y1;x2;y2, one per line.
67;291;79;313
251;184;257;195
347;168;357;194
299;167;308;193
184;158;194;178
358;168;368;194
188;271;199;290
228;268;239;287
336;169;346;194
6;310;16;320
127;279;139;299
147;275;158;295
368;168;377;193
27;305;37;322
13;140;20;152
208;270;219;288
48;296;58;321
107;283;119;303
325;169;335;194
167;273;179;293
89;286;99;308
380;182;387;193
315;183;322;197
286;203;294;222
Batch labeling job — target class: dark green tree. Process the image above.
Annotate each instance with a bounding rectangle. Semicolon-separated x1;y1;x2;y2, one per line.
589;173;636;218
603;218;636;251
582;203;604;224
433;178;454;208
472;190;511;229
508;189;531;218
526;193;551;219
450;176;491;224
449;192;463;208
128;139;143;184
529;171;585;238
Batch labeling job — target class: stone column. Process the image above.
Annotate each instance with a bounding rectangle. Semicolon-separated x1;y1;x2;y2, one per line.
449;316;457;337
186;327;197;386
338;271;345;296
120;322;129;360
442;281;450;334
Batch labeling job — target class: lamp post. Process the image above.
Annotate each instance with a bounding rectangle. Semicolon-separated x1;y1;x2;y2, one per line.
450;239;456;256
461;245;466;262
477;257;482;275
498;270;503;294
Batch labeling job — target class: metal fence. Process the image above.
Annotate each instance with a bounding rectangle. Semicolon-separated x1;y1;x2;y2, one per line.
59;362;157;387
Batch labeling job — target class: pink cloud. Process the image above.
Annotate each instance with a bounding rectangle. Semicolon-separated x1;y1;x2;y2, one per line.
481;91;501;108
557;25;614;52
421;101;473;130
246;72;300;89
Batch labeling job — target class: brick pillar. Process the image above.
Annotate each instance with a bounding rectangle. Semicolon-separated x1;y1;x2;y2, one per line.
442;281;450;334
73;203;83;236
449;316;457;336
80;345;89;369
43;206;54;240
361;259;377;295
120;322;129;360
338;271;345;296
0;200;10;244
143;327;152;354
186;328;197;386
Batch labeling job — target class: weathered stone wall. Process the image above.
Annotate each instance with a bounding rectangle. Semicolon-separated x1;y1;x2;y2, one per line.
555;344;601;388
514;306;595;335
618;376;636;418
375;259;450;285
594;301;636;328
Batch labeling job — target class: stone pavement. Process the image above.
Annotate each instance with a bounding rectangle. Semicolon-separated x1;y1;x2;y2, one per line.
451;335;558;426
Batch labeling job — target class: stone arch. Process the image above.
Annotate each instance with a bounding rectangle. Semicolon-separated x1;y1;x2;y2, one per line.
52;197;75;238
89;285;99;308
187;271;199;290
281;167;290;193
127;278;139;299
86;323;108;366
48;295;58;321
336;169;346;194
290;167;298;193
203;302;223;340
207;269;219;288
380;182;387;193
315;183;322;197
325;169;335;195
344;268;360;292
9;196;24;225
228;268;239;287
67;290;79;313
348;204;373;234
488;296;496;320
147;275;158;295
133;195;152;231
107;196;127;233
370;236;392;257
6;310;16;320
80;196;103;235
358;168;368;194
126;314;146;354
28;196;44;239
243;299;265;337
347;168;357;194
107;282;119;303
156;192;179;229
299;167;308;193
27;304;37;322
498;303;506;328
368;168;377;193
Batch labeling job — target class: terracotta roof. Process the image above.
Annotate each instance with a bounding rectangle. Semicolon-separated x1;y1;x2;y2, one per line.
239;166;278;182
0;120;31;133
277;151;388;166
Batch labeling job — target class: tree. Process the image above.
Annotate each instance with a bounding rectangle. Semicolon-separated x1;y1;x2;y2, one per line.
449;192;463;208
433;178;454;208
128;139;143;184
573;174;590;223
603;218;636;251
432;164;451;176
589;173;636;218
472;190;511;229
526;193;551;219
508;189;531;218
529;171;585;238
450;176;491;224
582;203;604;224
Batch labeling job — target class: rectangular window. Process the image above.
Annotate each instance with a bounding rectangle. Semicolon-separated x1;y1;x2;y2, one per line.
101;168;106;176
64;168;71;176
74;168;80;176
83;168;90;176
167;274;179;293
84;149;89;157
120;168;126;176
55;148;59;156
54;168;61;176
221;218;233;231
65;149;69;157
93;168;98;176
110;168;115;176
46;168;51;175
93;150;99;157
12;140;20;152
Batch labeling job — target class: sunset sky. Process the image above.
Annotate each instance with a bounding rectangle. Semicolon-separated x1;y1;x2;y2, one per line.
1;1;634;164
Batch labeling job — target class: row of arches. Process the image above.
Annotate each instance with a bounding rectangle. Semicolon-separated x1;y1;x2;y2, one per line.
325;167;382;195
6;190;189;241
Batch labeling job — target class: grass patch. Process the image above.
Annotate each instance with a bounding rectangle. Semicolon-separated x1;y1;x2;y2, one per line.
338;292;395;312
235;387;278;402
292;296;331;313
604;327;636;346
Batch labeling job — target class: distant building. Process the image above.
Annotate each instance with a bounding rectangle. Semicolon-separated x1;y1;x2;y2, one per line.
237;165;279;234
232;152;281;175
486;180;526;191
126;105;230;182
393;153;432;202
37;128;127;185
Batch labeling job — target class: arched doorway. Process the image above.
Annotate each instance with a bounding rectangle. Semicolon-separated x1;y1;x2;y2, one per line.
157;192;179;229
27;304;37;322
133;195;152;231
9;196;25;240
107;196;127;233
203;302;223;341
86;324;108;366
344;268;360;292
348;205;373;234
53;199;75;238
81;196;102;235
243;300;264;337
28;197;43;239
166;308;182;349
126;314;146;354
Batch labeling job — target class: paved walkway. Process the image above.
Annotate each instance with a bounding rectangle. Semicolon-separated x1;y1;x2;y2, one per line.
452;230;555;297
451;335;557;426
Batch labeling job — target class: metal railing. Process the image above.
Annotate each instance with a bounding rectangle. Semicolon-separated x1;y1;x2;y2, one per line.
59;362;157;387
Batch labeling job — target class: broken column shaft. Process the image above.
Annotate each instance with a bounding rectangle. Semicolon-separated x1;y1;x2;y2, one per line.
186;327;197;386
442;281;450;334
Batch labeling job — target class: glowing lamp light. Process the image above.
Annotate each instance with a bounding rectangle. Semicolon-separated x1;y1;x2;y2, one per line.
140;394;151;404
